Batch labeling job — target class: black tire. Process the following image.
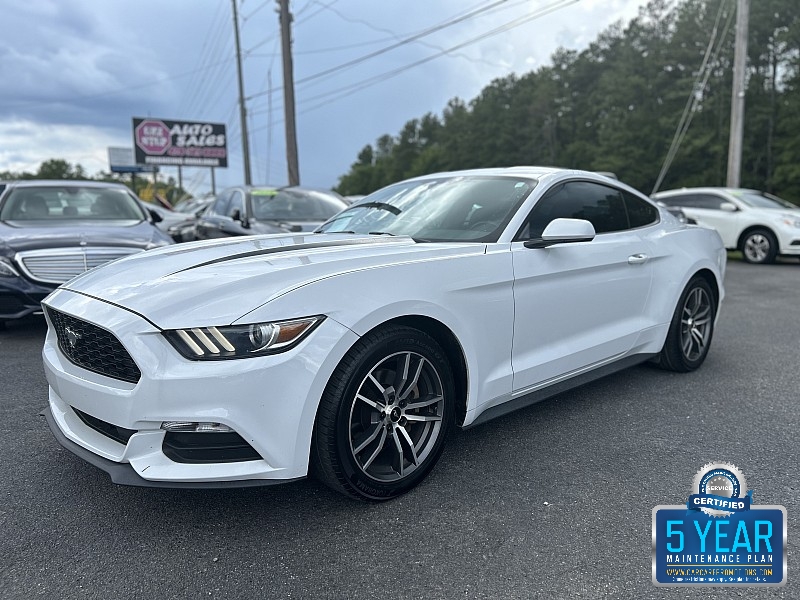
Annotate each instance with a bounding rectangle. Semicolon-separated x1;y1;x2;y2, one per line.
657;276;716;372
741;229;778;264
312;325;454;501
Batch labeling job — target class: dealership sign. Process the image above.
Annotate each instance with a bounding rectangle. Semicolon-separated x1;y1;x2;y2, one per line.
132;118;227;168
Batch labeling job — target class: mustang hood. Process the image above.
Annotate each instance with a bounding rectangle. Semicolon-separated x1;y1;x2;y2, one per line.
58;233;485;329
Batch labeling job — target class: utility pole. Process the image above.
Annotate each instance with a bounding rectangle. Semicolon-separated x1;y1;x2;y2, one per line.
232;0;252;185
278;0;300;185
267;69;273;184
726;0;749;188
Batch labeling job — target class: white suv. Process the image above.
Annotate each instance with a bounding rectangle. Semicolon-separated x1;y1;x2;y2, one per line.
653;187;800;264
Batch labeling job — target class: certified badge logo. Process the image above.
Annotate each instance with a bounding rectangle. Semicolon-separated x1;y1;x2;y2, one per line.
652;462;786;587
690;462;750;517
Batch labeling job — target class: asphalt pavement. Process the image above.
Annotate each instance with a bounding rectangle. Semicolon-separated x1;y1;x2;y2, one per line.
0;258;797;599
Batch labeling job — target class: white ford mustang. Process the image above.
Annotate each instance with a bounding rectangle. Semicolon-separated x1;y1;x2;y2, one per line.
42;167;726;500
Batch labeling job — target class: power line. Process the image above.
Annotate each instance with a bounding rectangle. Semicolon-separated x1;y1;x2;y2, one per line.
247;36;406;58
246;0;512;101
177;1;229;115
241;0;271;23
294;0;514;87
297;0;580;110
248;0;580;134
184;38;236;118
316;1;515;74
246;0;528;103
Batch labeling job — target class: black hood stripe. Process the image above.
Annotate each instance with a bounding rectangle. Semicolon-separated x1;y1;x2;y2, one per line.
170;236;411;275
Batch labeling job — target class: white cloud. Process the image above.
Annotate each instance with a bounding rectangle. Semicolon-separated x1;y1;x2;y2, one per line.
0;119;127;175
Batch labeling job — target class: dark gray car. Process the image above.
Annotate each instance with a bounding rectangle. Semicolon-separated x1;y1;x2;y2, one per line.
194;185;347;240
0;180;172;322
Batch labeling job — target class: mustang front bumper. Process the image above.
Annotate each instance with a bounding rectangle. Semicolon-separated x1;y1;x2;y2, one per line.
42;288;358;487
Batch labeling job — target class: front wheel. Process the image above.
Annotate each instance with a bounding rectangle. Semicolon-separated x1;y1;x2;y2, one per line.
312;326;454;500
656;276;716;372
741;229;778;264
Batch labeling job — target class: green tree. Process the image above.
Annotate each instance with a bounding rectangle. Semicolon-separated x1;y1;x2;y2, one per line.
35;159;89;180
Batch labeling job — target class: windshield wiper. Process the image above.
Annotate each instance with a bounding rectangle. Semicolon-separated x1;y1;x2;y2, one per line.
356;201;401;215
368;231;396;236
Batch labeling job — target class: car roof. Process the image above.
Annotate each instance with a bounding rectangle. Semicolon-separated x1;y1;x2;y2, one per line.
398;167;635;188
404;166;564;181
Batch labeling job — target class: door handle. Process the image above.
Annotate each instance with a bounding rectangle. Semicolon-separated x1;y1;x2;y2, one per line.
628;253;648;265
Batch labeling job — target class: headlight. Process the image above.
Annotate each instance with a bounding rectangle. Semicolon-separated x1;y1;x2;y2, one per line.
163;316;324;360
779;215;800;228
0;258;19;277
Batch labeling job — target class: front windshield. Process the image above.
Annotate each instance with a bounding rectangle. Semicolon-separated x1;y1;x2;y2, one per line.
316;176;537;242
732;190;798;210
0;186;146;221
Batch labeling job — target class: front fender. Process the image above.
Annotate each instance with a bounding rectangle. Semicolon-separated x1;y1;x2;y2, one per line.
241;248;517;419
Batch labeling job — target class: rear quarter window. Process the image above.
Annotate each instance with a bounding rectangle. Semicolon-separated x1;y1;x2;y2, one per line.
623;191;658;228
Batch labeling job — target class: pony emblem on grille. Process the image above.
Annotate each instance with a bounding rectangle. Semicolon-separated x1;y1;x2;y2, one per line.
65;326;82;349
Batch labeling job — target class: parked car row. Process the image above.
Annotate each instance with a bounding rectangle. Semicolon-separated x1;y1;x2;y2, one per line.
0;181;352;324
2;176;797;328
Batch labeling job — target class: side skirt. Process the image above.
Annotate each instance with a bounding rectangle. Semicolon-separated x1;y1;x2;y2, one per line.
463;353;657;430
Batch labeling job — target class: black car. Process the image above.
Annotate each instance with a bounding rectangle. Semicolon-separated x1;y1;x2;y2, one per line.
165;197;214;242
0;180;173;323
194;185;348;240
138;199;213;243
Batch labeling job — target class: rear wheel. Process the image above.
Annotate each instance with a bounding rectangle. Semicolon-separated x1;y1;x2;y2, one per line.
657;276;716;372
312;325;454;501
741;229;777;264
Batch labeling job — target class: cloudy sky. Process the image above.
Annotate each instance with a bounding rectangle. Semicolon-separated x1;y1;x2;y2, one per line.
0;0;645;195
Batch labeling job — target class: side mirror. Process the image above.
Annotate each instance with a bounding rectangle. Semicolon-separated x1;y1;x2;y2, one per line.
524;218;596;249
231;208;249;228
149;209;163;223
719;202;738;212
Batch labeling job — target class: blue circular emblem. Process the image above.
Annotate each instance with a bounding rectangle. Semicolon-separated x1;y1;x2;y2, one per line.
699;468;740;498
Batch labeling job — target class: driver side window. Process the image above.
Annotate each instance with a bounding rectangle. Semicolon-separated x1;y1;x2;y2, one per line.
227;191;244;218
209;191;233;216
516;181;629;240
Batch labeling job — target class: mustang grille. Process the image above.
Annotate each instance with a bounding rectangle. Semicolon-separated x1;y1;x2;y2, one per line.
45;307;141;384
16;247;142;284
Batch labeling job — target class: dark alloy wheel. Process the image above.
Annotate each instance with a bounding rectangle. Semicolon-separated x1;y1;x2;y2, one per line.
657;276;716;372
741;229;778;264
312;325;454;500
